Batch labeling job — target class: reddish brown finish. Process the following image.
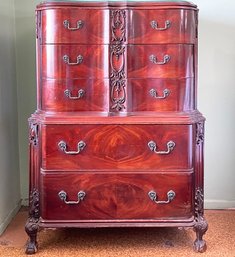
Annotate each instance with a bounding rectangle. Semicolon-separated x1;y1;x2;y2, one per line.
41;9;109;44
128;9;196;44
42;45;109;79
40;172;193;220
41;79;109;111
128;78;195;112
26;1;207;254
127;45;194;78
41;124;193;171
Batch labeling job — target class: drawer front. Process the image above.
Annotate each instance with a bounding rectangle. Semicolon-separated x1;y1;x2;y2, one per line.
41;79;109;112
128;9;196;44
128;78;195;112
127;45;194;78
42;45;109;79
40;172;193;220
41;9;109;44
42;124;193;171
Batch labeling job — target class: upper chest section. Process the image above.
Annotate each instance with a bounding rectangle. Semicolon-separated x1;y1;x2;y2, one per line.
37;1;198;45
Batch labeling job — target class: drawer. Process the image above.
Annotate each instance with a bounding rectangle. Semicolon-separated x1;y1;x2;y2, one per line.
42;45;109;79
41;9;109;44
128;9;196;44
128;78;195;112
41;79;109;112
40;172;193;220
41;124;193;171
127;45;194;79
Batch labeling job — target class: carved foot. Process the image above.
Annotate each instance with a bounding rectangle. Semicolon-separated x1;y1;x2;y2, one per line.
25;217;39;254
193;217;208;253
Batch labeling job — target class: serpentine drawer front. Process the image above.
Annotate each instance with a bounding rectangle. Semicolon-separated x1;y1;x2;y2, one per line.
26;1;207;254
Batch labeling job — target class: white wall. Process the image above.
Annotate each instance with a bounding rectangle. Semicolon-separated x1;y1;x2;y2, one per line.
0;0;21;234
12;0;235;209
14;0;39;205
196;0;235;208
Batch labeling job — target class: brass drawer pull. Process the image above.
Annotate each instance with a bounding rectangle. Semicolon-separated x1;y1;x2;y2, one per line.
58;190;86;205
63;20;84;30
148;190;176;204
148;140;175;155
149;88;170;99
58;140;86;155
63;55;83;65
149;54;170;65
64;89;85;99
150;20;171;31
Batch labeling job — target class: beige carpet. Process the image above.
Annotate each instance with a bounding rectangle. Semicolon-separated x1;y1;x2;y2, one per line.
0;209;234;257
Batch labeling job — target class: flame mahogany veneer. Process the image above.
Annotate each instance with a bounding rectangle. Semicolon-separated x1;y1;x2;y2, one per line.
26;1;208;254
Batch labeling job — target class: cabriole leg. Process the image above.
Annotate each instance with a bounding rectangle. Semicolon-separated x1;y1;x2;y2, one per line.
193;216;208;253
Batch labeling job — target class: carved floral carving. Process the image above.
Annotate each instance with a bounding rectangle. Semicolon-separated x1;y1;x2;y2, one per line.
196;122;204;145
110;10;126;111
29;122;39;146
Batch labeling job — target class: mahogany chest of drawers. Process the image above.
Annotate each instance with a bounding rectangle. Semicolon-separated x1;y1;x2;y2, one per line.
25;0;208;254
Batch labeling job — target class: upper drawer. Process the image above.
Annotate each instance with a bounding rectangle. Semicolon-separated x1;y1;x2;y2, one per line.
41;45;109;79
41;124;193;171
41;9;109;44
41;79;109;112
128;9;196;44
127;45;194;78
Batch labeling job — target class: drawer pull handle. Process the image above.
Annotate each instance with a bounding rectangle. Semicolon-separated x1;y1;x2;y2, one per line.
64;89;85;99
58;190;86;205
58;140;86;155
63;55;83;65
148;190;176;204
150;20;171;31
63;20;84;30
149;88;170;99
149;54;170;65
148;140;175;155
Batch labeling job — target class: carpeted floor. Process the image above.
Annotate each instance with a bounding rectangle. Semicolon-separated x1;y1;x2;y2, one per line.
0;209;234;257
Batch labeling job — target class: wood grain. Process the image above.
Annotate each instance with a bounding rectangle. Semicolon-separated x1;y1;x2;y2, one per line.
128;78;195;112
41;124;193;171
128;9;196;44
41;79;109;112
41;45;109;79
40;172;193;220
127;45;194;78
41;9;109;44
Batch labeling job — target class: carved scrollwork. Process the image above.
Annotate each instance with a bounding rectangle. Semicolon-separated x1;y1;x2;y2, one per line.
111;10;126;43
29;122;39;146
196;122;204;145
110;10;126;111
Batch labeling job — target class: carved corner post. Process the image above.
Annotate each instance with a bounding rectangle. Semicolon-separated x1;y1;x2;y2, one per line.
25;119;40;254
110;9;127;112
193;121;208;253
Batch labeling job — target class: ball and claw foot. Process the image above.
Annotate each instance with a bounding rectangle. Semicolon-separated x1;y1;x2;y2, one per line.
25;241;38;255
194;239;207;253
193;217;208;253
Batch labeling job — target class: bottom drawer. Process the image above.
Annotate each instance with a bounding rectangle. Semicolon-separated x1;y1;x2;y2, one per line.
40;172;193;221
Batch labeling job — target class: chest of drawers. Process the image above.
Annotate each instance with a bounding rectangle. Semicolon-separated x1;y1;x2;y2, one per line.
25;0;208;254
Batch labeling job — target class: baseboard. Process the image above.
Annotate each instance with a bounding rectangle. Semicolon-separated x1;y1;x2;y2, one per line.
0;200;22;235
205;199;235;209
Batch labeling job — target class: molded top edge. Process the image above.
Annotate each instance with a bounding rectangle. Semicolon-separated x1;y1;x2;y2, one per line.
37;1;197;9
